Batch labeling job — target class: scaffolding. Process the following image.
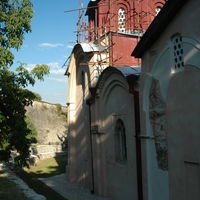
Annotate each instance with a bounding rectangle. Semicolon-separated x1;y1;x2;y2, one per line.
64;0;166;69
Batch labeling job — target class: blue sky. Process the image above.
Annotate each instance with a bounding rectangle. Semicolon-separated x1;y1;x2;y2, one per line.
12;0;89;106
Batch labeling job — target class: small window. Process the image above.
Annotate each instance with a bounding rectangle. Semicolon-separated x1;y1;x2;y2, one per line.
172;35;184;71
118;8;126;33
155;7;161;15
114;119;127;163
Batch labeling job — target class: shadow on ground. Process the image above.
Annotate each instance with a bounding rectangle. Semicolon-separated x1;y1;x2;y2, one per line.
0;170;28;200
14;155;68;200
26;155;67;178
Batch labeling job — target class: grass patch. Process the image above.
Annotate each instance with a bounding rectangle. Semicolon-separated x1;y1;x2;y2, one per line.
0;171;29;200
24;155;67;178
14;155;68;200
15;170;67;200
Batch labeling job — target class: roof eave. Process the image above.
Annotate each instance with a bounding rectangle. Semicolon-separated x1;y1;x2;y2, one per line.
132;0;189;58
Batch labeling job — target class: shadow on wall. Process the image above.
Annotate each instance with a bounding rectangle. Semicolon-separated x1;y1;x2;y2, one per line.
67;96;137;199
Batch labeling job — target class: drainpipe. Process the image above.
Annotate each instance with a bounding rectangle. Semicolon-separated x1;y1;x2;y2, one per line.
86;96;95;194
128;75;143;200
133;90;143;200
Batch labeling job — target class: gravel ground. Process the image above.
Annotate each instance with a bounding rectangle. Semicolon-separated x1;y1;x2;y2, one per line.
0;163;46;200
39;174;112;200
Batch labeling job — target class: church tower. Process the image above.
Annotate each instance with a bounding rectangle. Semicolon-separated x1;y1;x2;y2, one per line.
85;0;166;66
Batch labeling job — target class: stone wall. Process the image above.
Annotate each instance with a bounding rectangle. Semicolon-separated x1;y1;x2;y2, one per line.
30;145;67;160
26;101;67;145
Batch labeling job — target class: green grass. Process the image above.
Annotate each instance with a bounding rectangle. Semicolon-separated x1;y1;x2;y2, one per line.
0;171;29;200
14;155;68;200
24;155;67;178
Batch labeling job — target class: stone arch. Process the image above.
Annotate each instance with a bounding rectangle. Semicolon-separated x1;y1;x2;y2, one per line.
142;36;200;171
68;44;92;111
66;44;94;189
166;38;200;200
91;67;138;199
166;65;200;200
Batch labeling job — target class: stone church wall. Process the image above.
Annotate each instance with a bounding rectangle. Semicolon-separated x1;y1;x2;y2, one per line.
138;0;200;199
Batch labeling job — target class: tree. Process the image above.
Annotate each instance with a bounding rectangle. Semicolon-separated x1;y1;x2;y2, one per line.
0;0;50;167
33;92;42;101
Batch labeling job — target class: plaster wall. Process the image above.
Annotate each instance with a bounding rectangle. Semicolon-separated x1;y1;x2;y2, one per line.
142;0;200;74
139;0;200;199
67;45;111;190
67;50;93;189
91;71;138;200
167;66;200;200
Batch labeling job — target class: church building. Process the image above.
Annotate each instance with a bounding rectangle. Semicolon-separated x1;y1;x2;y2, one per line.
65;0;166;200
132;0;200;199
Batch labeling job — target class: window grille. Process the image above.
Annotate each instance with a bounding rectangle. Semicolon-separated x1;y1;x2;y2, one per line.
118;8;126;33
172;35;184;70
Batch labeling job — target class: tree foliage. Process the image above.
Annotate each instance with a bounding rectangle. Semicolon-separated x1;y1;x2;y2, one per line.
0;0;33;68
32;92;42;101
0;0;50;167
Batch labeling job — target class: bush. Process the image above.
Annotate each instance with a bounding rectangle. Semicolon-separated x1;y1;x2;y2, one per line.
33;92;42;101
25;116;37;142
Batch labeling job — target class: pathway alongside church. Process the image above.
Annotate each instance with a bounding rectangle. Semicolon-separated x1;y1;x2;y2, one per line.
39;174;112;200
0;163;46;200
1;162;111;200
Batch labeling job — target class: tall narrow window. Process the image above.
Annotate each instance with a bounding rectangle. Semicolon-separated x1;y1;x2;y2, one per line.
118;8;126;33
114;119;127;163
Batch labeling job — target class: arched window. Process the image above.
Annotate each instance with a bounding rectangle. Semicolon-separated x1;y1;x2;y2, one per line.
155;7;161;15
155;0;167;15
118;8;126;33
114;119;127;163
